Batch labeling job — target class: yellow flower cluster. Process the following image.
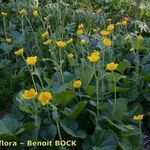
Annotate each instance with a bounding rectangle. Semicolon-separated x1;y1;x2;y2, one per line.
23;89;53;106
19;9;27;15
76;23;84;35
87;51;100;63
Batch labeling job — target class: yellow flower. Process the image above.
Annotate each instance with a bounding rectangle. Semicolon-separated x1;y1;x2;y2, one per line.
38;91;52;105
116;22;121;26
6;38;12;43
137;35;144;41
102;38;112;46
106;62;118;71
23;88;37;100
68;53;74;59
80;39;86;45
56;41;66;48
87;51;100;63
66;38;73;44
73;80;82;88
107;18;112;22
96;8;102;14
26;56;37;66
33;10;38;17
133;114;144;122
78;24;84;30
19;9;26;15
44;16;49;21
100;30;110;36
41;31;49;37
1;12;7;17
129;48;135;52
93;28;99;33
124;34;131;40
15;48;24;56
47;25;51;29
43;39;52;45
107;24;114;31
122;20;127;26
76;29;84;35
135;31;139;34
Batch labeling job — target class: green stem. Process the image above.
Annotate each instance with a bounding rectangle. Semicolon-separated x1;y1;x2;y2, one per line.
58;48;64;84
139;122;143;146
47;105;51;122
2;17;7;38
34;65;44;89
21;16;25;44
22;55;37;90
112;71;117;118
135;48;140;84
25;15;41;51
93;65;100;123
56;120;62;141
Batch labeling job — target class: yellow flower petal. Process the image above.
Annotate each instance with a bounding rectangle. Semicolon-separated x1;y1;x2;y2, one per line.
56;41;66;48
26;56;37;66
23;88;37;100
73;80;82;88
106;62;118;71
38;91;52;105
15;48;24;56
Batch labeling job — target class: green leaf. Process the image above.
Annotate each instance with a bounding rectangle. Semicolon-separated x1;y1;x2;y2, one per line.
10;31;23;44
114;35;125;47
80;68;94;85
0;115;24;136
0;43;14;52
123;86;139;102
56;83;69;93
63;108;72;117
56;91;75;106
92;130;117;150
142;64;150;74
40;125;57;140
108;83;126;93
107;98;128;120
0;59;11;68
71;101;87;119
60;118;87;139
143;87;150;101
84;85;96;95
116;59;130;73
106;72;125;82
